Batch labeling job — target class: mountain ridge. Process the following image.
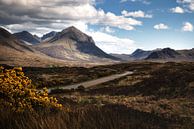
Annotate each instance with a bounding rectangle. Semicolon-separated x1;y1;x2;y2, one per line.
13;31;41;45
112;48;194;61
0;27;86;67
34;26;118;61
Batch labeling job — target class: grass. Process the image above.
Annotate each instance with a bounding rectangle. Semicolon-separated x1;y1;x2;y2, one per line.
1;62;194;129
1;104;193;129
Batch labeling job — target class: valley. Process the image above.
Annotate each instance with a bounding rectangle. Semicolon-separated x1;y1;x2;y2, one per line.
0;26;194;129
1;62;194;129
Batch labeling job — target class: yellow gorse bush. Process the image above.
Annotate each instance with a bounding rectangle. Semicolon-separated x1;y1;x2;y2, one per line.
0;66;62;112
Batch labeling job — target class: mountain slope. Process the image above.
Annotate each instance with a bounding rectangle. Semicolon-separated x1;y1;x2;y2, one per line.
41;31;57;41
178;48;194;60
130;49;152;60
34;26;118;61
13;31;40;45
110;54;131;61
0;27;70;67
111;49;152;61
145;48;182;60
0;28;35;53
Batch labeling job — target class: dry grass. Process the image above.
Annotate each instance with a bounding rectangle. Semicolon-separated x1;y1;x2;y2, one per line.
1;62;194;129
1;104;193;129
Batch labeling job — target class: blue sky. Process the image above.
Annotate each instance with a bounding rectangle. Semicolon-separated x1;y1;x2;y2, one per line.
94;0;194;51
0;0;193;54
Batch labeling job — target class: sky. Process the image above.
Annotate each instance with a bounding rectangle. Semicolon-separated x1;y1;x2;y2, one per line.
0;0;194;54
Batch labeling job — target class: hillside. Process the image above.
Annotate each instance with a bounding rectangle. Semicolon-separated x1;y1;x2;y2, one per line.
34;26;118;62
0;27;71;67
41;31;57;41
145;48;181;60
13;31;41;45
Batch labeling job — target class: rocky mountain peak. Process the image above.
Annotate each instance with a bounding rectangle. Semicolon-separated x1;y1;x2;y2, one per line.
50;26;94;44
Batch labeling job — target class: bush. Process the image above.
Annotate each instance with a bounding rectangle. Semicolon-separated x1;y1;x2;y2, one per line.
0;66;62;112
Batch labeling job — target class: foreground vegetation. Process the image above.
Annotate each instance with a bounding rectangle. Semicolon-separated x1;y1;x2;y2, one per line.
0;66;62;112
1;62;194;129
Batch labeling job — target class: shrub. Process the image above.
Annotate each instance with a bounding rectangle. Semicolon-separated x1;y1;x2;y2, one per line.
0;66;62;112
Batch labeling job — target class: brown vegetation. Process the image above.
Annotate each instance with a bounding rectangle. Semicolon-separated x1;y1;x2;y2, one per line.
1;62;194;129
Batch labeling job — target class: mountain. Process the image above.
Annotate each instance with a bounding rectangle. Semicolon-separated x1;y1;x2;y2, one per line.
111;49;152;61
41;31;57;41
130;49;152;60
13;31;41;45
145;48;194;61
178;48;194;60
34;26;118;61
112;48;194;61
110;54;131;61
146;48;185;61
34;35;41;42
0;28;34;52
145;48;181;60
0;27;70;67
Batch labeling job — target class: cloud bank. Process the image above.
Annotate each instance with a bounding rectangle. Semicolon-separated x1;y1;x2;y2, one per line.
0;0;138;54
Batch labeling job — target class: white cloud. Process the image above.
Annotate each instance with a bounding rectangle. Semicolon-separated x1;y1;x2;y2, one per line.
182;22;193;32
5;22;57;36
77;23;136;54
5;21;136;54
121;10;152;18
0;0;139;54
5;21;90;36
0;0;142;31
154;23;169;30
89;31;136;54
170;6;185;13
81;23;136;54
176;0;194;11
120;0;128;3
120;0;150;4
94;11;142;30
100;26;115;33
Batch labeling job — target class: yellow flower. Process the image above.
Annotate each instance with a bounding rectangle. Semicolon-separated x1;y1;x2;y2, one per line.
0;66;62;112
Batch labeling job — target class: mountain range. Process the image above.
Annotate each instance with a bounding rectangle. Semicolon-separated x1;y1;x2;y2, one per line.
33;26;117;61
112;48;194;61
0;27;70;67
0;26;193;67
0;26;118;67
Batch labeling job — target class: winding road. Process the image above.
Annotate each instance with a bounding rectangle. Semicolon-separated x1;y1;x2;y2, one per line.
48;71;133;93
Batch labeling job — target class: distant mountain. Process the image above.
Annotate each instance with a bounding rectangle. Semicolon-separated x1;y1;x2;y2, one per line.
112;48;194;61
41;31;57;41
145;48;181;60
110;54;131;61
178;48;194;60
13;31;41;45
145;48;194;61
0;28;34;52
34;26;118;61
111;49;152;61
130;49;152;60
